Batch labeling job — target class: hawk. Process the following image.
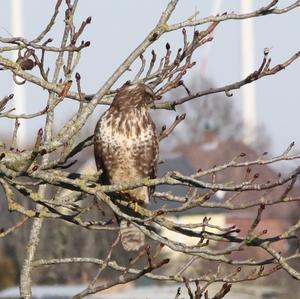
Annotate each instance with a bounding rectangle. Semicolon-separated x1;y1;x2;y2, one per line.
94;82;159;251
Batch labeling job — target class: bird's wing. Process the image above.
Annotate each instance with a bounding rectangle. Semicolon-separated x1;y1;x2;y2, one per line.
94;119;109;185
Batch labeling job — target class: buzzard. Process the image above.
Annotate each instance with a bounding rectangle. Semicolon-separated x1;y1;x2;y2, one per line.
94;82;159;251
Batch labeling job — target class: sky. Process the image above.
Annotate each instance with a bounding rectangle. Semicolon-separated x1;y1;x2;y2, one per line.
0;1;300;163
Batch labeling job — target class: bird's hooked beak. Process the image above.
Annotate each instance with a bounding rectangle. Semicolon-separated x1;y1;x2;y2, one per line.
144;85;161;101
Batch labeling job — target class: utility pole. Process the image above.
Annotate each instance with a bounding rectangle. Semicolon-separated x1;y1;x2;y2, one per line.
241;1;256;146
11;0;26;148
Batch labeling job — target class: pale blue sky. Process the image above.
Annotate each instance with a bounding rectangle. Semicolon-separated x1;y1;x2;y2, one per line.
0;1;300;160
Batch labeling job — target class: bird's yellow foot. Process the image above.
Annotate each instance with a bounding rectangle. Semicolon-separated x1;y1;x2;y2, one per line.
134;202;138;212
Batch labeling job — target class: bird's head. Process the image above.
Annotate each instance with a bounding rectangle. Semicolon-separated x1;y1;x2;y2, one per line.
112;82;157;110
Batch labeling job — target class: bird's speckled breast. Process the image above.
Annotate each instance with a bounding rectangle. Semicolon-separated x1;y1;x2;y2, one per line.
95;107;158;190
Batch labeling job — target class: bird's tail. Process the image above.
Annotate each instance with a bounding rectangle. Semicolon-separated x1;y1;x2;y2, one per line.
120;220;145;251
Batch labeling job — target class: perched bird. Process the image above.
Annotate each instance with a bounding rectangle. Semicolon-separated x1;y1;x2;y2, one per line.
94;82;159;251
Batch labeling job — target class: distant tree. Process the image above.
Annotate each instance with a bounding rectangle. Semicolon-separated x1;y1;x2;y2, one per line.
0;1;300;299
156;76;270;154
